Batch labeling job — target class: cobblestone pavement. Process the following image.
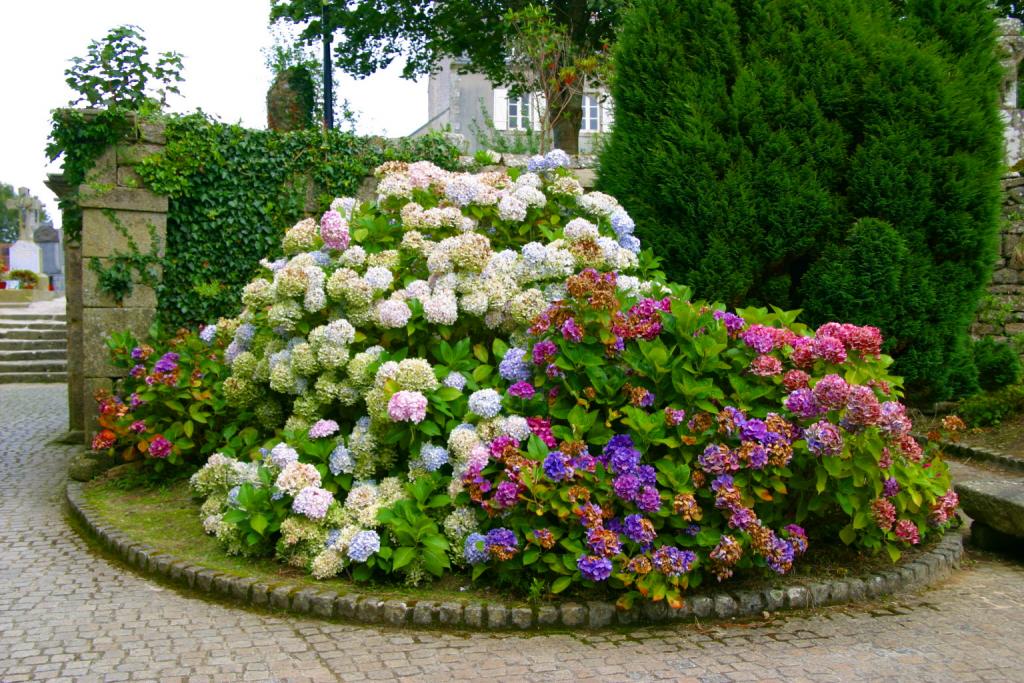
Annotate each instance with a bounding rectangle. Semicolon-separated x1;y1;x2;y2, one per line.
3;384;1024;683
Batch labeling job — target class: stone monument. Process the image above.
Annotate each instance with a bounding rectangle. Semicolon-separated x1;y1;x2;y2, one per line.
5;188;44;273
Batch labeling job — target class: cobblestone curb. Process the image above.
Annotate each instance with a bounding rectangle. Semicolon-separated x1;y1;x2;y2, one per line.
66;481;964;631
933;437;1024;473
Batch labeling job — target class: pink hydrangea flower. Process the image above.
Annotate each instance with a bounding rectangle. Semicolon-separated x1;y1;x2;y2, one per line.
387;390;428;423
894;519;920;545
320;210;350;250
750;354;783;376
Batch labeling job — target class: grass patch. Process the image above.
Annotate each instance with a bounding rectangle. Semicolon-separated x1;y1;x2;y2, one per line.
82;473;944;608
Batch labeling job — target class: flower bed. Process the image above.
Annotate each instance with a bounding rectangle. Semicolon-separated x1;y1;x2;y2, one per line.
92;150;961;610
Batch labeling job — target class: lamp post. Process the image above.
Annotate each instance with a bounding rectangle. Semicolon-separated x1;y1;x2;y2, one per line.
322;1;334;130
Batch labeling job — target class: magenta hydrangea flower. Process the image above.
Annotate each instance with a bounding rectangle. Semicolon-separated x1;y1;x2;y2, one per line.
783;369;811;392
561;317;583;342
813;335;847;364
320;210;350;250
894;519;920;545
129;420;147;434
508;381;536;399
664;407;686;427
387;390;428;423
149;435;172;459
845;385;881;426
532;340;557;365
741;325;778;354
750;354;783;376
785;388;823;419
812;374;850;410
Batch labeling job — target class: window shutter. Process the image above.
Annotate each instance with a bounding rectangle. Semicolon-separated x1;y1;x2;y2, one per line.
493;88;508;130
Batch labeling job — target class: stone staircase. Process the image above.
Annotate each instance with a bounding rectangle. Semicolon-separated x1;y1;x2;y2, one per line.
0;311;68;383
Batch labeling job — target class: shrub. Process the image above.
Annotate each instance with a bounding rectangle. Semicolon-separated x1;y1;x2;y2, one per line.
170;152;959;606
91;326;260;470
958;384;1024;427
597;0;1004;402
972;337;1023;391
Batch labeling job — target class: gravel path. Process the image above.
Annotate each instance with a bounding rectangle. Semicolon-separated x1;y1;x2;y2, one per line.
2;383;1024;683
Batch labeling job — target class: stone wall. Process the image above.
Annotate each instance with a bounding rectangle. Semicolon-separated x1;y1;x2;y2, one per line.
973;174;1024;348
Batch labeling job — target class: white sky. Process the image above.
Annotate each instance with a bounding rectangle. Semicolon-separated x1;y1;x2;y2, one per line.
0;1;428;231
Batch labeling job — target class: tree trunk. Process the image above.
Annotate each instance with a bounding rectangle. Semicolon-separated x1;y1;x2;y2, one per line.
550;88;583;155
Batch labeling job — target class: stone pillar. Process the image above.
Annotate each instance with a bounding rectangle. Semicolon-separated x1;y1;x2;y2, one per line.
52;116;169;443
998;18;1024;167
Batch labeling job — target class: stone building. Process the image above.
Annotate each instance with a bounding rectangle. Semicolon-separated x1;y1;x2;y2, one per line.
409;57;613;153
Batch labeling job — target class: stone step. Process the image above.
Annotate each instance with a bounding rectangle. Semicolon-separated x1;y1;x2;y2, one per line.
0;349;66;362
0;359;67;373
0;321;67;331
0;339;67;351
948;459;1024;552
0;372;67;384
0;312;66;321
0;329;66;341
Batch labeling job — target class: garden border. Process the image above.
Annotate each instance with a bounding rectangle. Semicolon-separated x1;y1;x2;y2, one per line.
932;437;1024;472
66;481;966;631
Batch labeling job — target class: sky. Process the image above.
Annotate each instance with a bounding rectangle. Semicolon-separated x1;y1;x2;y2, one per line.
0;1;428;231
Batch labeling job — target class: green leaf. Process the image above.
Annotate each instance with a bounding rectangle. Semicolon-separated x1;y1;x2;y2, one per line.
551;576;572;594
250;514;268;535
523;548;540;565
392;547;416;571
434;387;463;402
838;524;856;545
885;543;902;563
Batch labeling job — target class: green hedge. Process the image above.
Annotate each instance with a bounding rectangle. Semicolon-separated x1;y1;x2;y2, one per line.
598;0;1005;401
136;114;460;328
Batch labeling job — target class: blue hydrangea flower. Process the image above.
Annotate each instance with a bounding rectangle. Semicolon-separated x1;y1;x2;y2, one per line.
347;530;381;562
610;208;635;237
543;451;570;482
464;532;488;564
498;347;532;383
227;485;241;507
544;149;571;169
329;443;354;476
619;235;642;253
199;324;217;344
468;389;503;418
419;443;449;472
442;371;467;391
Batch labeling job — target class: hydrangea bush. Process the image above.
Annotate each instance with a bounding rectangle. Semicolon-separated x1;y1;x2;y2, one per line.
171;150;957;606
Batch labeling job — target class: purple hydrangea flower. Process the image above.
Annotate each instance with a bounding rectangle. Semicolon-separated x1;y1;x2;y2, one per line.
636;485;661;513
493;481;520;507
464;533;488;564
498;347;533;383
804;420;844;457
532;340;557;365
484;528;518;558
543;451;571;482
577;554;613;581
292;486;334;520
613;474;640;502
153;352;179;374
561;318;583;342
346;530;380;562
308;419;340;439
508;381;536;399
883;477;900;498
623;514;657;545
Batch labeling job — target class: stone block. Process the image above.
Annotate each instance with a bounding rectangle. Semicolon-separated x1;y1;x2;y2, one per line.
270;586;293;610
356;597;383;622
641;600;670;623
83;148;117;186
485;604;509;629
559;602;586;627
785;586;809;609
587;601;615;628
335;594;359;619
463;603;484;628
116;143;164;167
82;260;159;309
412;601;437;626
212;574;234;597
763;589;786;612
311;592;335;618
77;185;168;213
992;268;1020;284
437;601;463;626
231;578;256;601
734;590;764;616
536;605;559;626
291;589;317;614
689;595;713;618
250;583;272;607
82;307;155;378
713;594;737;619
382;600;409;625
828;581;849;605
81;209;165;259
865;575;886;598
808;582;830;606
195;570;218;593
846;578;867;602
117;166;144;189
139;121;167;145
510;607;534;629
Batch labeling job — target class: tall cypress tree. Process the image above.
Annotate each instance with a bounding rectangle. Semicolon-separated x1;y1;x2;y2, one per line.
599;0;1004;400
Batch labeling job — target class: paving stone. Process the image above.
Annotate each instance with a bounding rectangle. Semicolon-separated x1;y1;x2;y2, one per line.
3;384;1024;682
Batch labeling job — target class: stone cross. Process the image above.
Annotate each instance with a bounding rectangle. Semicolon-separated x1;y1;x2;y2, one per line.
5;188;43;242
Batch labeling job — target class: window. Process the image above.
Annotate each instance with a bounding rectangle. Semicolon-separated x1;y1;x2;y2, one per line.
582;94;601;132
507;94;532;130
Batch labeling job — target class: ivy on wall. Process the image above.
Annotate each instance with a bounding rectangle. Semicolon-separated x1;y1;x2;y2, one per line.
130;113;460;329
